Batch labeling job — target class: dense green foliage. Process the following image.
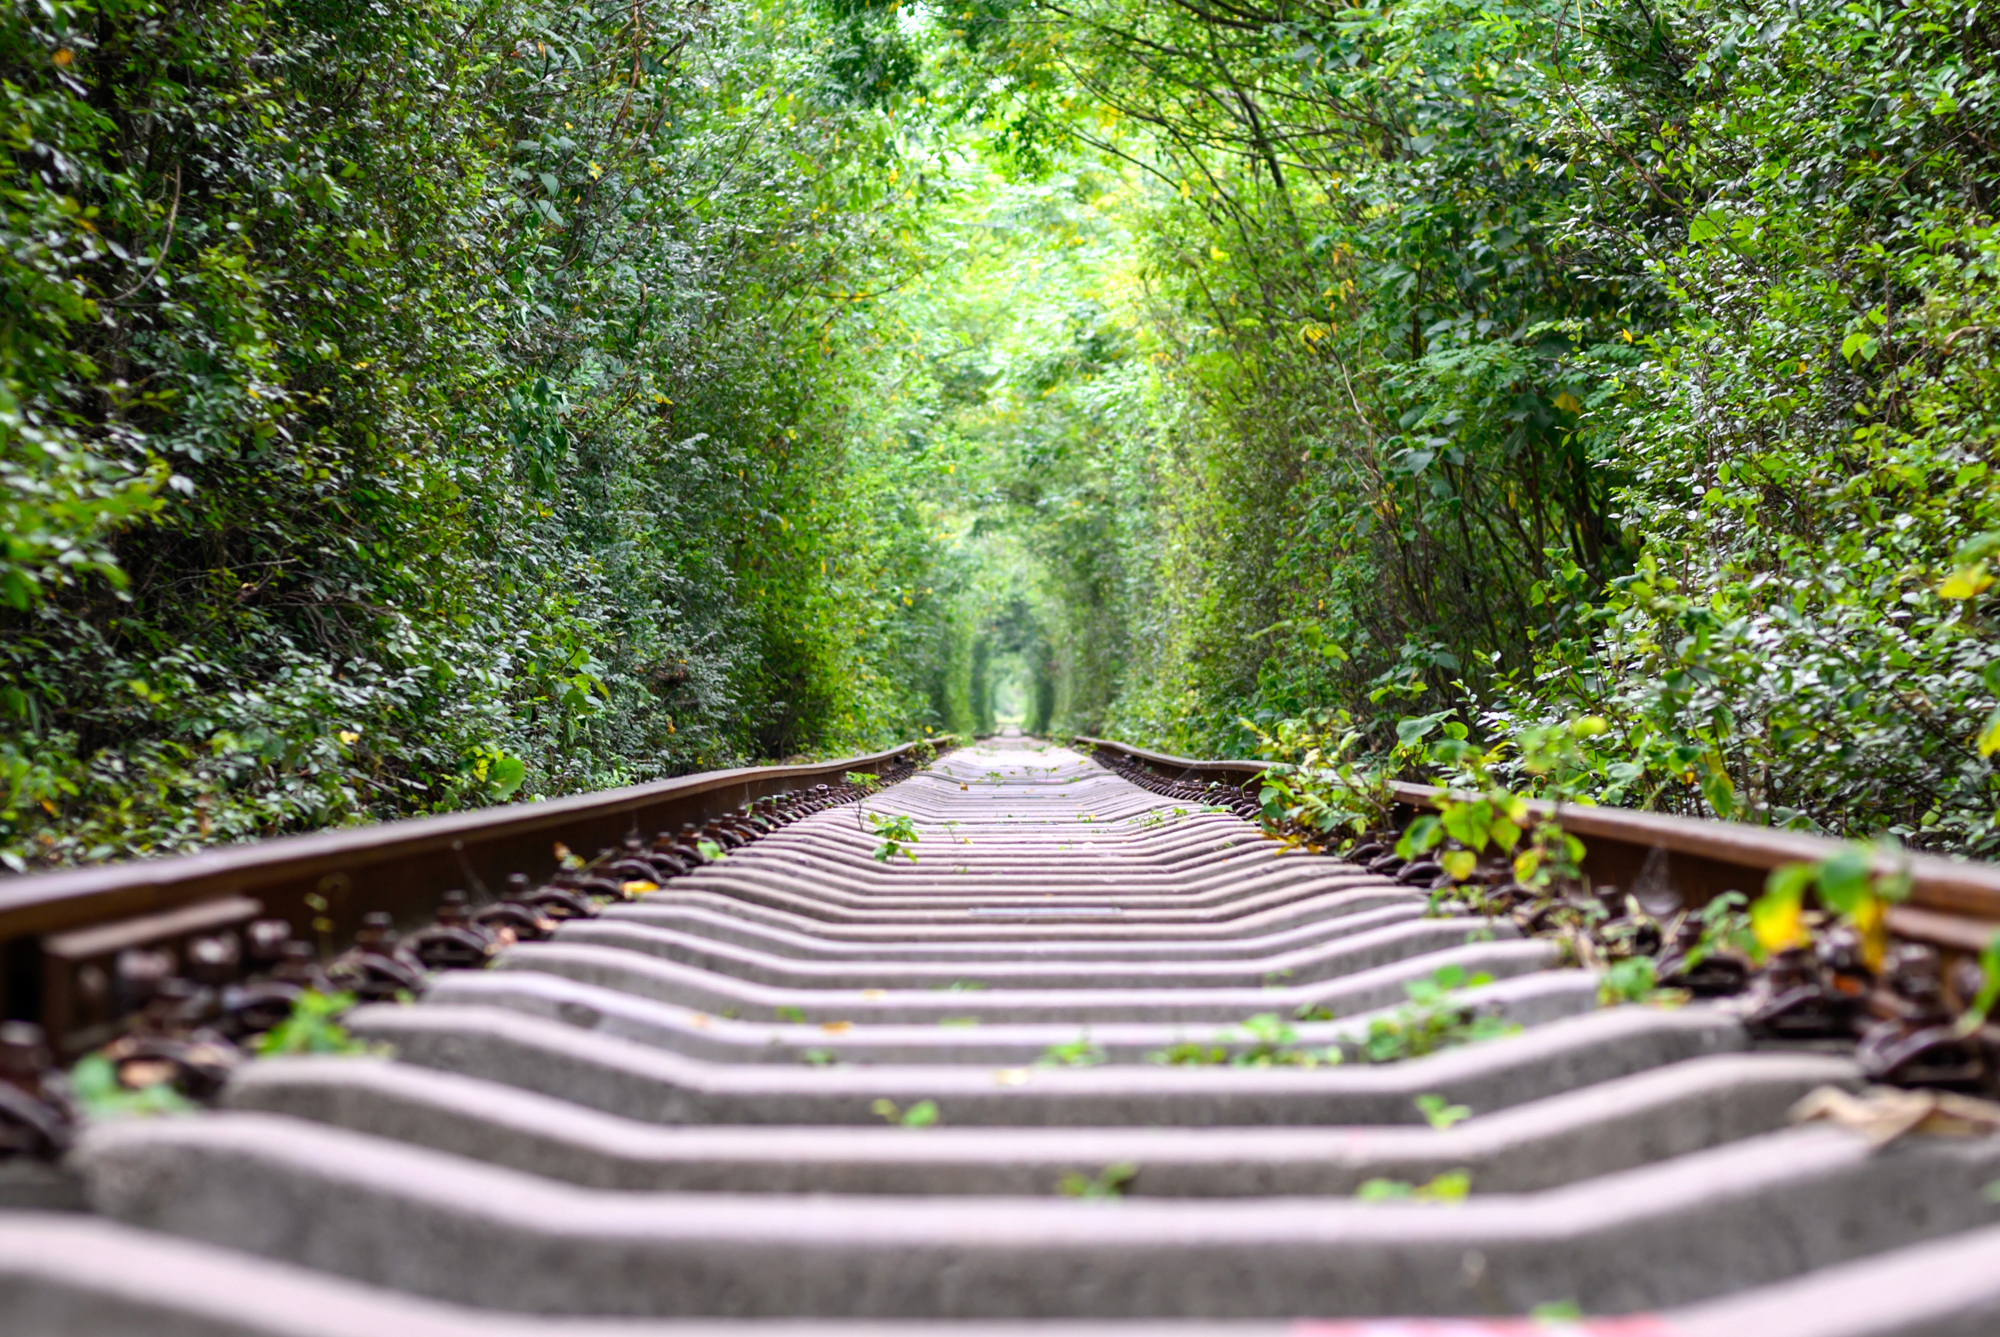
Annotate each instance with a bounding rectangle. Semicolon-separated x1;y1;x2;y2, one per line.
10;0;2000;867
896;0;2000;852
0;0;950;868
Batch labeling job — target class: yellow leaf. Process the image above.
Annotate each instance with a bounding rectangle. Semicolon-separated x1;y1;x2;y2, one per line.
1552;392;1582;414
1940;564;1994;599
1210;246;1229;261
1850;894;1888;972
1978;707;2000;757
1440;849;1477;881
1751;890;1807;955
621;880;659;897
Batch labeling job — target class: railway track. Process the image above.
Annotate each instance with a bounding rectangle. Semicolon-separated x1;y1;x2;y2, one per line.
6;734;2000;1334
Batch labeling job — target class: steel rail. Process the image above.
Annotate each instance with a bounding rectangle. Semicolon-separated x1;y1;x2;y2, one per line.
0;737;950;1037
1075;735;2000;956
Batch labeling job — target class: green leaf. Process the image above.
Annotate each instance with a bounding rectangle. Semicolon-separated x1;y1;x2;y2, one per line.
1394;814;1442;859
1699;767;1736;819
1598;955;1658;1006
1414;1092;1471;1129
1813;849;1872;917
486;754;526;799
1440;800;1487;849
1962;929;2000;1031
1396;715;1441;746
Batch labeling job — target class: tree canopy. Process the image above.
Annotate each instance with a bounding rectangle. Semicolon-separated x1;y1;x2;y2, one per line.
5;0;2000;867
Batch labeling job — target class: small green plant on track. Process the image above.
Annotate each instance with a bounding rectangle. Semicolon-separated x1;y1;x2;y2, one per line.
70;1053;195;1119
1228;1013;1333;1067
847;773;882;828
1149;1039;1230;1066
1361;966;1516;1062
938;1016;979;1028
868;812;921;864
1354;1170;1471;1202
1361;714;1595;887
1414;1094;1472;1130
1056;1162;1137;1198
257;989;378;1057
776;1006;807;1023
1529;1300;1585;1321
1242;708;1409;850
870;1097;939;1127
1960;929;2000;1033
1685;892;1755;969
1146;1013;1333;1067
696;839;726;862
1296;965;1518;1063
801;1048;837;1067
1039;1035;1107;1066
1598;955;1663;1007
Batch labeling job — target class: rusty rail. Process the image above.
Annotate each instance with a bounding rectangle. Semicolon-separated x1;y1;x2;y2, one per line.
1075;735;2000;957
0;738;950;1044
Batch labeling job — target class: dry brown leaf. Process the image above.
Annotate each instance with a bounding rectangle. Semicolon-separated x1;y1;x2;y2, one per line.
1790;1084;2000;1149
